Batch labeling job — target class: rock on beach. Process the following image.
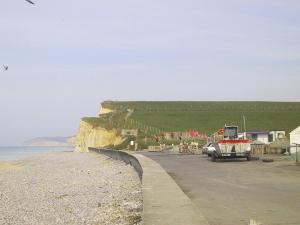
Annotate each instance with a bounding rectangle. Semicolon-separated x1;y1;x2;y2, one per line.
0;151;142;225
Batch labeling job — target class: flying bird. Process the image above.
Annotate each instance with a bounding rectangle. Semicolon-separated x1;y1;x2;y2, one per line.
25;0;35;4
3;65;8;71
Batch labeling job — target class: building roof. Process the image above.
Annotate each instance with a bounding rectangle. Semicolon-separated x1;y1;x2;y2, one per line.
290;126;300;135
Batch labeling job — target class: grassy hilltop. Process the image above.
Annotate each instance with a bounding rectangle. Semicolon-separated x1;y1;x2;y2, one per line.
82;101;300;142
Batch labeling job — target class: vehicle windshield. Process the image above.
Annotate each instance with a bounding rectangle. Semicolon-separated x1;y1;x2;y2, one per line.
224;127;238;139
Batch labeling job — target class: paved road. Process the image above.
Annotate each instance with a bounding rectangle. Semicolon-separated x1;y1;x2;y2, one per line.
140;151;300;225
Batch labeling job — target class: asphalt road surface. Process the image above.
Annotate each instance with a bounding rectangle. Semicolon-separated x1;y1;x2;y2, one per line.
140;151;300;225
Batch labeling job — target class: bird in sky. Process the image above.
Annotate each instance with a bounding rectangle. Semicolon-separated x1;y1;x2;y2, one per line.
25;0;35;4
3;65;8;71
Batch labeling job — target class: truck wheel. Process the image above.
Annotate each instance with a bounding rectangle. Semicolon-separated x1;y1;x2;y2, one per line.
211;153;216;162
246;155;251;161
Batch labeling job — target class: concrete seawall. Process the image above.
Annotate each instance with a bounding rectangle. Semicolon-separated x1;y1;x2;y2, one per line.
90;148;209;225
89;148;143;180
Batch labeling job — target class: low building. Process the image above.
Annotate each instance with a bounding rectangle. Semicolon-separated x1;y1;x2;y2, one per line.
245;131;269;144
290;126;300;154
245;130;286;144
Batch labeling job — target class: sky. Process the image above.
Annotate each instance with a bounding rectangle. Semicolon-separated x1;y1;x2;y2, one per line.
0;0;300;145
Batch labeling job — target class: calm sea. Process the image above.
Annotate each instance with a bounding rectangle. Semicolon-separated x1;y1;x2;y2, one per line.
0;146;74;161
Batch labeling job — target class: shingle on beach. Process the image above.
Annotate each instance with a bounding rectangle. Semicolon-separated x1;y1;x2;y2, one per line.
0;152;142;225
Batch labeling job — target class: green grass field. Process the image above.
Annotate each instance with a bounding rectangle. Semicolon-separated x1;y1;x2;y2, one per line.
85;101;300;136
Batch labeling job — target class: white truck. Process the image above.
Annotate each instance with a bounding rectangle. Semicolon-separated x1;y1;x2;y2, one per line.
209;126;251;162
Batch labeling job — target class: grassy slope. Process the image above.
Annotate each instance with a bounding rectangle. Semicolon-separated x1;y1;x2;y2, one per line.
86;101;300;136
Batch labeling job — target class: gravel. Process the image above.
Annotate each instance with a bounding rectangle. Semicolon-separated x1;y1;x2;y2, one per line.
0;151;142;225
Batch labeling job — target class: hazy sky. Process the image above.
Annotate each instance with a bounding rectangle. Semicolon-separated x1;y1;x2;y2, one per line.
1;0;300;145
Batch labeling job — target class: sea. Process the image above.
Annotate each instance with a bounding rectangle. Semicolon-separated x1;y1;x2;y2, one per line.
0;146;74;161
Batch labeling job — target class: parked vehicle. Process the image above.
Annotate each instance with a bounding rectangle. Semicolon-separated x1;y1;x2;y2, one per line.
202;142;216;156
210;126;251;162
211;139;251;162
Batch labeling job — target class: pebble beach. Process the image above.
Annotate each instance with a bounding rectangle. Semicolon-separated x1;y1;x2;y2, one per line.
0;151;142;225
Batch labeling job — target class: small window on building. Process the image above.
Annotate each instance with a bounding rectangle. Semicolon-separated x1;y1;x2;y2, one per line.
268;133;274;142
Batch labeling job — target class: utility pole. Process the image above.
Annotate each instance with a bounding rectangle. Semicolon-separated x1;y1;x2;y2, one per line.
243;115;247;139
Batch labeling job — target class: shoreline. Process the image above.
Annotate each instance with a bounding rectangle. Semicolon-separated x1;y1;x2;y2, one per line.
0;146;74;163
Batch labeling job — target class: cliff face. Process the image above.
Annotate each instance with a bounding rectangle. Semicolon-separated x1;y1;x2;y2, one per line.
75;120;123;152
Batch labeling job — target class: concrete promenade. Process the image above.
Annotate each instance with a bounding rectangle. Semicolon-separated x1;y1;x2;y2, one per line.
134;154;209;225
